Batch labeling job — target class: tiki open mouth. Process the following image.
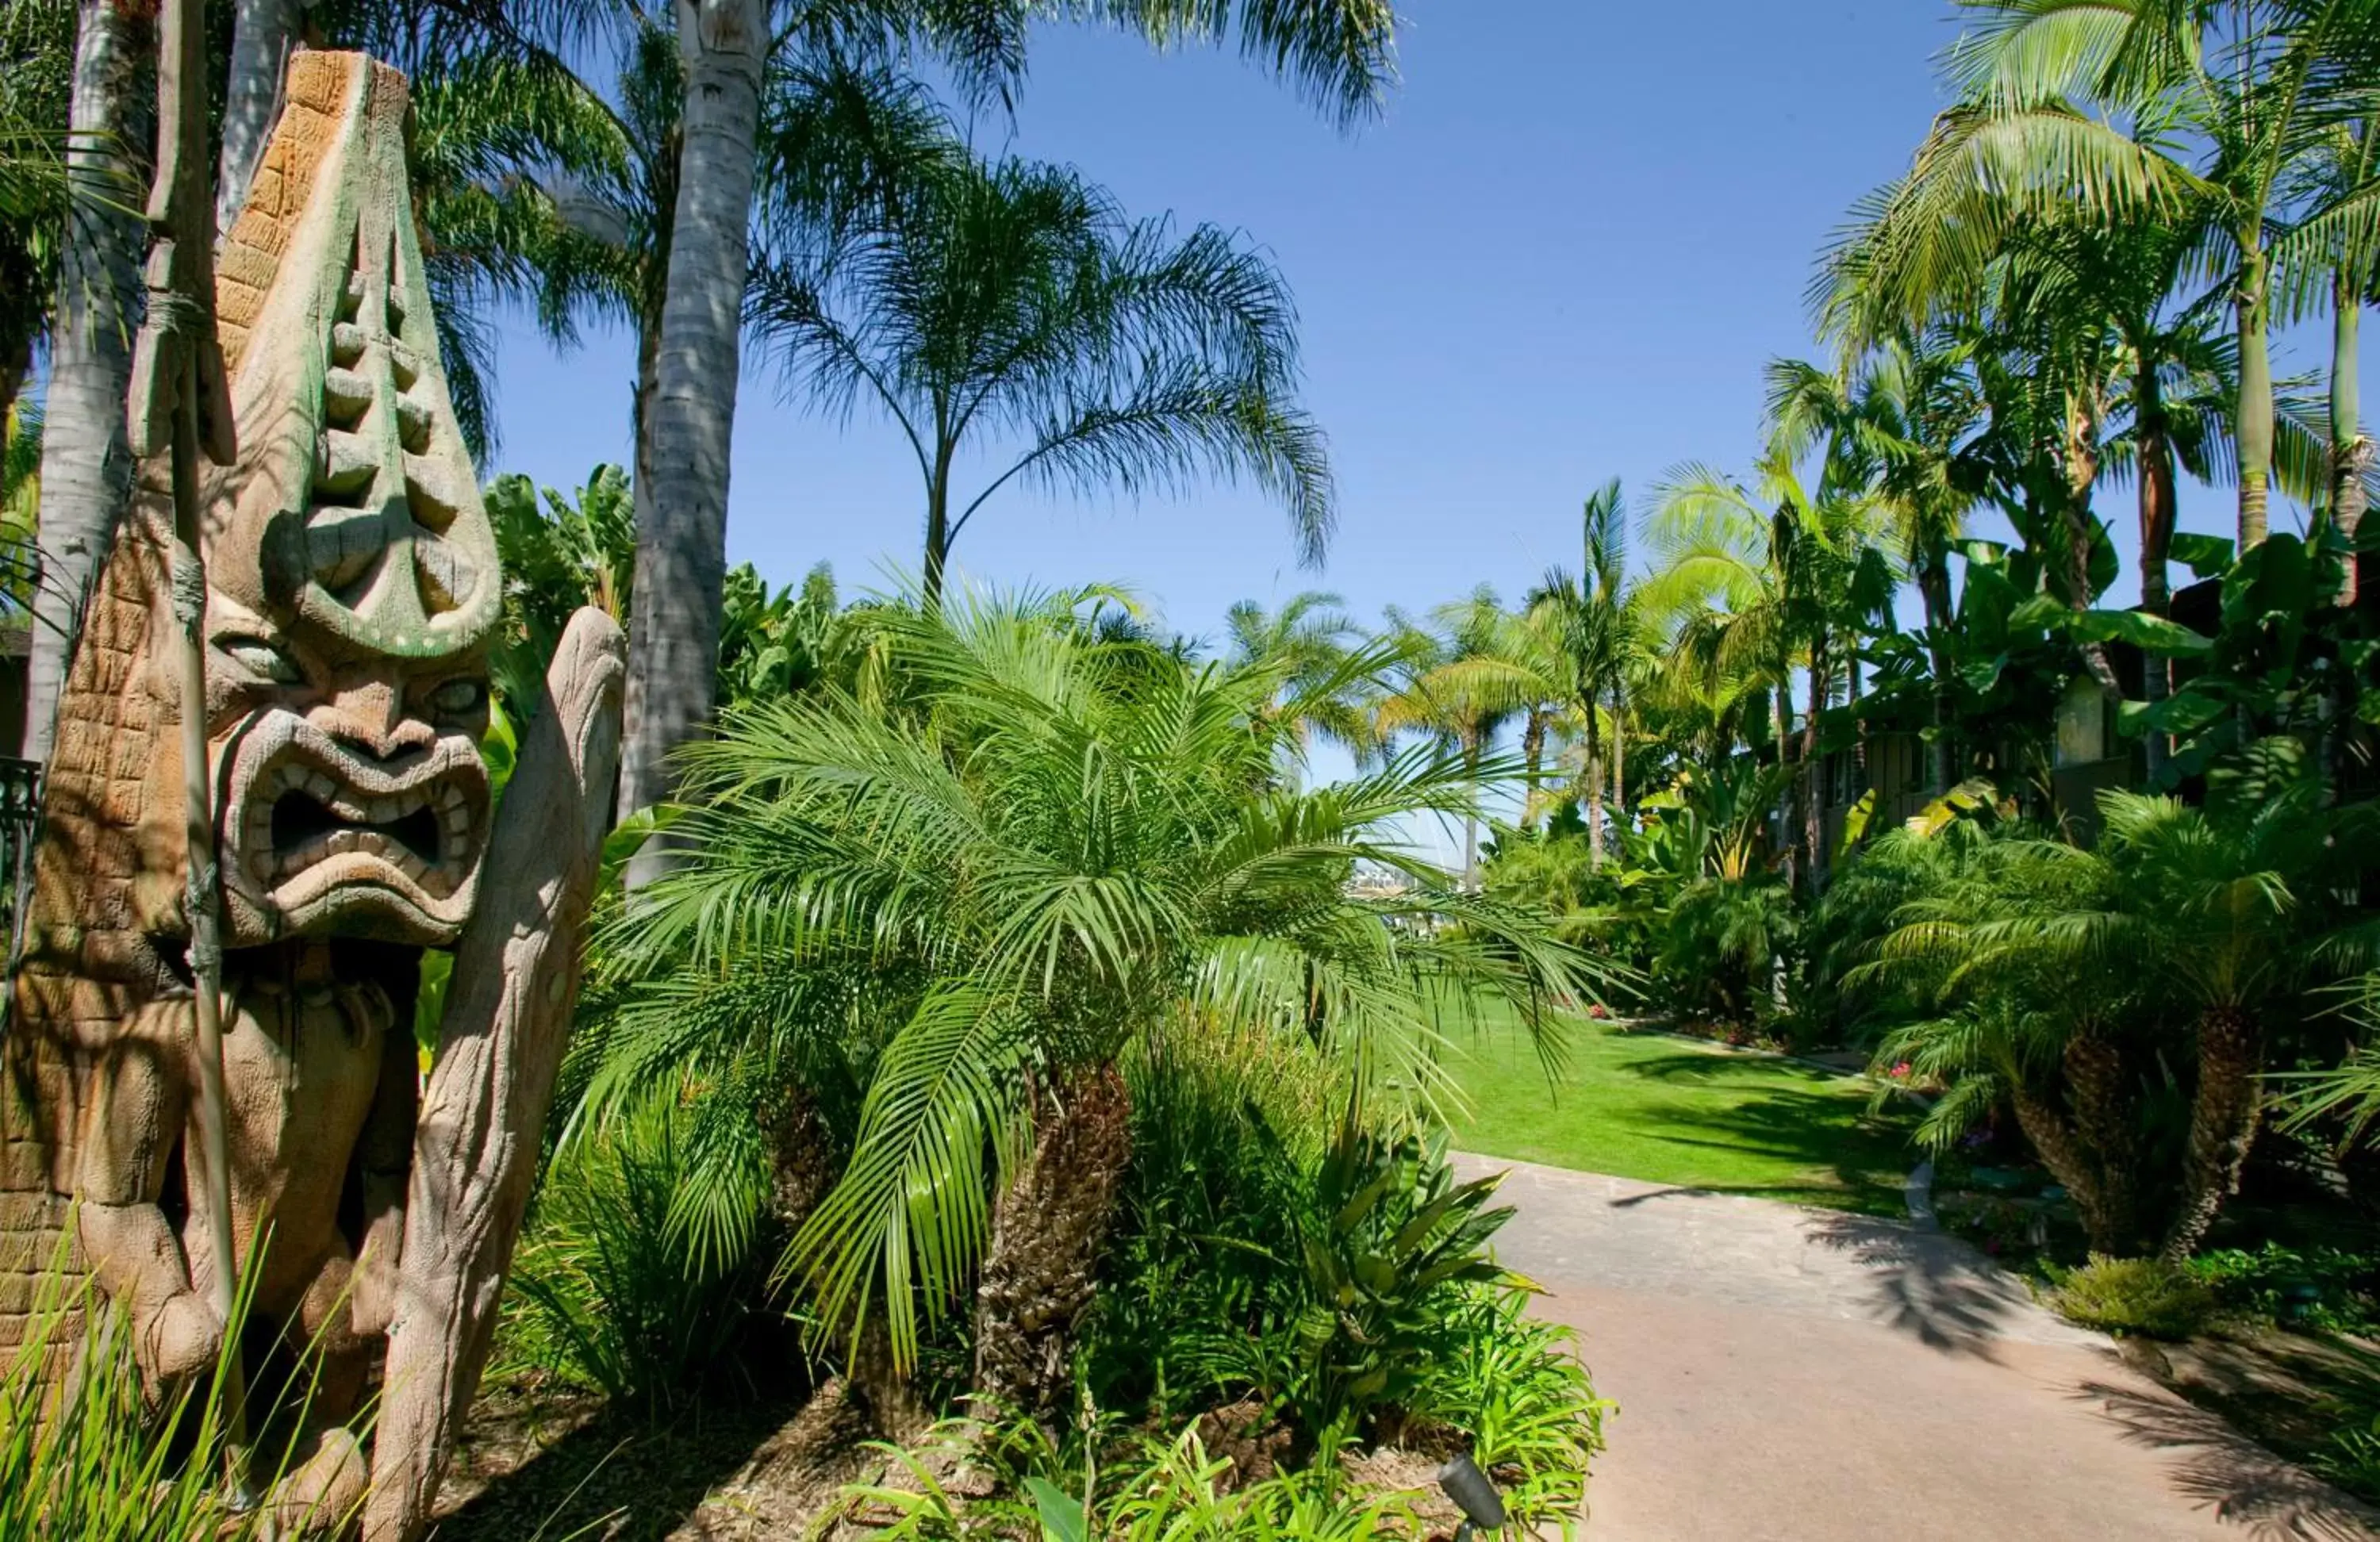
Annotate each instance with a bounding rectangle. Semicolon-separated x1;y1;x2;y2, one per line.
225;722;490;944
267;780;451;880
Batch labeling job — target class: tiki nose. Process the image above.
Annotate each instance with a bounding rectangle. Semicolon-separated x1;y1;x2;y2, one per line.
313;678;433;761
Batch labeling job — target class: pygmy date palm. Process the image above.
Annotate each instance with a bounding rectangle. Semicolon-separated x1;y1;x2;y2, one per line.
593;586;1597;1416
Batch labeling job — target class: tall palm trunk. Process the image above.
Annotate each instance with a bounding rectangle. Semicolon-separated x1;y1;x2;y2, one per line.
1580;711;1603;869
1459;724;1483;892
26;0;147;764
1518;708;1545;834
2136;357;2177;779
213;0;298;235
1800;635;1825;896
1772;674;1796;891
973;1064;1131;1421
1609;698;1626;846
1916;552;1956;792
620;0;767;885
2063;392;2121;694
2163;1005;2264;1261
923;433;954;607
2330;269;2370;607
2234;241;2274;550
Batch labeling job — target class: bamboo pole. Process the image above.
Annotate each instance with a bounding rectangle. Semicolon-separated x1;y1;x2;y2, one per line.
125;0;248;1495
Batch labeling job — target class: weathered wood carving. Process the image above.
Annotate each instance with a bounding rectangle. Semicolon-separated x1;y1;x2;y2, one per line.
0;52;624;1537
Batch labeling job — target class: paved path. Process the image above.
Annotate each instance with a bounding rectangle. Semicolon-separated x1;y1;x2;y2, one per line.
1460;1156;2380;1542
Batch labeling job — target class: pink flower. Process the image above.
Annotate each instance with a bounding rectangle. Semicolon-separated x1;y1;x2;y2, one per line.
1890;1061;1912;1080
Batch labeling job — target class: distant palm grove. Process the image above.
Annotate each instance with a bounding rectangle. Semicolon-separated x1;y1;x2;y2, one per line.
6;0;2380;1536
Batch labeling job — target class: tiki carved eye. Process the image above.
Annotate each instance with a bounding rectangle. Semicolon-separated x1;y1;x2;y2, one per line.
221;637;304;685
429;678;486;715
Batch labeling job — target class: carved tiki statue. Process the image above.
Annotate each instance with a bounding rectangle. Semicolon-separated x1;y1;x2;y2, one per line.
1;52;624;1533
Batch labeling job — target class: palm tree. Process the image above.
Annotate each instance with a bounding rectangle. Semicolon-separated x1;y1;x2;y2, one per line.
1879;0;2372;550
1870;785;2380;1258
215;0;298;233
25;0;144;763
1772;329;1991;792
591;585;1595;1415
1641;456;1891;892
1223;591;1382;761
1376;588;1528;891
1529;480;1645;866
616;0;1401;879
2275;111;2380;601
750;146;1333;606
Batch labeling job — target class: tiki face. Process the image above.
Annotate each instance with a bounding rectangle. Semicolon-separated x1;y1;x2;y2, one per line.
167;53;501;949
205;599;493;946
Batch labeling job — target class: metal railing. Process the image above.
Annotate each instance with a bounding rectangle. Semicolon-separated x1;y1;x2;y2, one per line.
0;756;40;970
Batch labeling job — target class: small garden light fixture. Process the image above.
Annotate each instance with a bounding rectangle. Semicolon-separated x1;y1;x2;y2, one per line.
1436;1452;1508;1540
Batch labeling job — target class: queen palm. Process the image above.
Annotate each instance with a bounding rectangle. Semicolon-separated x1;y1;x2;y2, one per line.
593;586;1594;1414
1223;591;1384;762
615;0;1399;876
25;0;142;763
1855;0;2372;550
1771;329;1992;792
1529;480;1647;866
1376;588;1530;890
750;145;1333;606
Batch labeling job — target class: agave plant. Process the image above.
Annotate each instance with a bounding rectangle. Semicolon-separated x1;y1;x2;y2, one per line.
591;585;1602;1415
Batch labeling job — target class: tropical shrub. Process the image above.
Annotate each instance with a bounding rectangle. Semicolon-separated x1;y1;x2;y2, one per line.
499;1098;782;1417
1410;1284;1608;1529
2186;1243;2380;1337
837;1418;1427;1540
1273;1122;1514;1440
1854;780;2380;1259
2044;1255;2217;1341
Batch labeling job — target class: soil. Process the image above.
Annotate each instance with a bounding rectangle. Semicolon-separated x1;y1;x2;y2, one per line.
431;1375;883;1540
431;1378;1479;1539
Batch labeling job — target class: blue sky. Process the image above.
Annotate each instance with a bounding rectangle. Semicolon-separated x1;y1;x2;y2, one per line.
483;0;2371;646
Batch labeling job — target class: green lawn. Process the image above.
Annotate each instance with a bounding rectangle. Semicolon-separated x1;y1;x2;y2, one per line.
1442;1011;1920;1215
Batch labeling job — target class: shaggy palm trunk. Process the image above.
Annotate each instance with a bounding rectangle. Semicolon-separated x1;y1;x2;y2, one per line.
620;0;766;886
2007;1084;2125;1258
2235;243;2274;551
2063;1034;2146;1256
2330;270;2370;607
973;1065;1132;1421
2163;1006;2265;1262
213;0;297;234
26;0;146;763
2136;362;2176;781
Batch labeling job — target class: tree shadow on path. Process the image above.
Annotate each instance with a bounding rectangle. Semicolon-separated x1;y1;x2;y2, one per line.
1802;1210;2036;1359
2078;1379;2380;1542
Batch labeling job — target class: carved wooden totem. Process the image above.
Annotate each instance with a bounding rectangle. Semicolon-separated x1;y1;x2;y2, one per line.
0;52;624;1537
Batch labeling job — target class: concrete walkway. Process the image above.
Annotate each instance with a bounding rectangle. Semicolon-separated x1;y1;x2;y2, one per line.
1460;1156;2380;1542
